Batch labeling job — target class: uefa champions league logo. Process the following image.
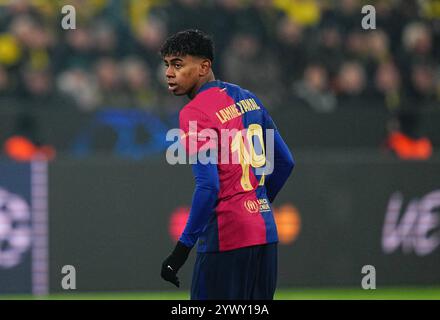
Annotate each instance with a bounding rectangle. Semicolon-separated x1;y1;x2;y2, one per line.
0;188;32;268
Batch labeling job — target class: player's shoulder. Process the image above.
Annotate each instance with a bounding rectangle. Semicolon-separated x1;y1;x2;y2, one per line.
223;81;266;104
180;80;229;122
222;81;256;98
225;82;271;117
178;99;214;128
179;100;207;121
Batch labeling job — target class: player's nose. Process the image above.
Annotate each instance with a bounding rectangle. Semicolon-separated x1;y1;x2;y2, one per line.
165;66;175;78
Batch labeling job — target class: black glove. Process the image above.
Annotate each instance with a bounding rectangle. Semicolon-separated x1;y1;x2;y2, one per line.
161;241;192;287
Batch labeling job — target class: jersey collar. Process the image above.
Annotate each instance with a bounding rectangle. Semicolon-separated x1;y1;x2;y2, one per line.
196;80;223;95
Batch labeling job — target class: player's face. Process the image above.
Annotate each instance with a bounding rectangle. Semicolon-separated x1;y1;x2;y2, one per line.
163;55;201;96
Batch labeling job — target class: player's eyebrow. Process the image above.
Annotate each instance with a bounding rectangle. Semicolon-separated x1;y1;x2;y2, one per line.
164;58;184;64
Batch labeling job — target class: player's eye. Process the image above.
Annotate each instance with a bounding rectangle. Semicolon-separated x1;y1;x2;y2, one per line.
174;63;182;69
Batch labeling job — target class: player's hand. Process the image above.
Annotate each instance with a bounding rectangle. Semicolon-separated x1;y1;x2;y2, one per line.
161;259;180;287
160;241;191;287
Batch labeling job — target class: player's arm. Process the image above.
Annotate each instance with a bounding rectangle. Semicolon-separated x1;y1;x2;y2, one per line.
161;107;219;287
265;129;295;203
160;161;219;287
179;107;219;247
180;161;219;246
262;107;295;203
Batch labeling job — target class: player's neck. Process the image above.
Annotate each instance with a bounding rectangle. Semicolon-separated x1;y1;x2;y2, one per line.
188;72;216;100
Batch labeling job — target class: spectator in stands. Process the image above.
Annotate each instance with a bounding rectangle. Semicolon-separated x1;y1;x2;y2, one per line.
374;0;402;53
0;66;12;98
56;68;100;112
163;0;210;35
9;14;53;71
367;30;391;64
311;24;344;78
120;56;158;111
1;0;40;31
397;0;423;23
21;67;52;98
291;63;336;113
130;16;167;72
53;27;95;72
274;0;321;27
238;0;283;44
399;22;434;78
274;17;308;86
0;0;438;158
17;66;75;110
92;19;120;58
0;33;22;70
344;30;368;62
222;32;283;109
364;29;392;89
408;63;437;105
62;0;109;24
373;61;403;111
94;57;127;107
208;0;244;75
336;61;367;107
321;0;361;34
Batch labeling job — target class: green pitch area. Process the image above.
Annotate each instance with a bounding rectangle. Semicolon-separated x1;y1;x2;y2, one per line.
1;287;440;300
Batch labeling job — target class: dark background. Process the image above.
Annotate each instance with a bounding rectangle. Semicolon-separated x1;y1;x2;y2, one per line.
44;154;440;293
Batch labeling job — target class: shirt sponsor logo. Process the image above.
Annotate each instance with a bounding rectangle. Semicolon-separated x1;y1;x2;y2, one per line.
258;198;271;212
244;198;271;214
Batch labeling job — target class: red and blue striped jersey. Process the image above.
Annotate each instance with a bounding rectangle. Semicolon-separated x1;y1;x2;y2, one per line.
179;80;294;252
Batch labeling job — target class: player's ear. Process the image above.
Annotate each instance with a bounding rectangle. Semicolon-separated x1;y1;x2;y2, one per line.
199;59;211;77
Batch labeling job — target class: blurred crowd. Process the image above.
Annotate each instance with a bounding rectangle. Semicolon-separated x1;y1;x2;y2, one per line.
0;0;439;159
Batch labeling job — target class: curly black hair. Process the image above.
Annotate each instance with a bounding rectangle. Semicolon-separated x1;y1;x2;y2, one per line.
160;29;214;62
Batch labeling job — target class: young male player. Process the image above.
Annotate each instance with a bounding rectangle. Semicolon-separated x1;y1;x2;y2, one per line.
160;29;294;300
